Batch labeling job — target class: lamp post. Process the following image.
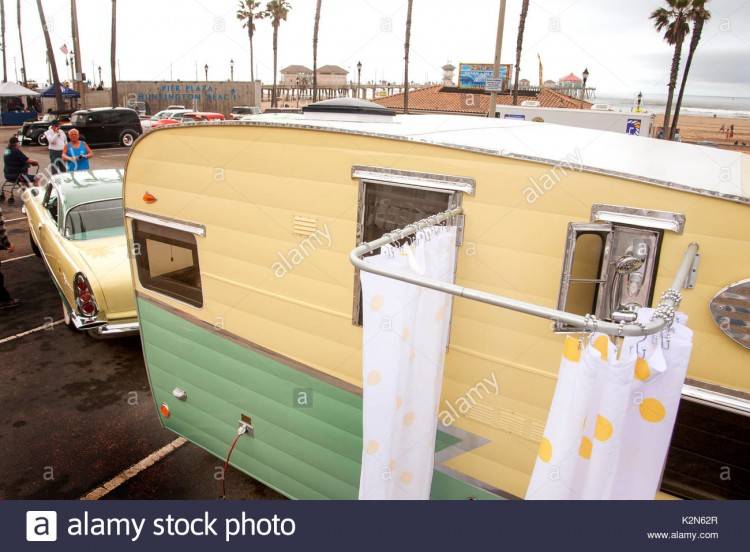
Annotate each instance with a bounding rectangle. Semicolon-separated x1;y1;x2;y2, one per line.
204;64;209;82
230;59;234;82
581;67;589;101
636;91;643;113
357;60;362;99
97;65;102;87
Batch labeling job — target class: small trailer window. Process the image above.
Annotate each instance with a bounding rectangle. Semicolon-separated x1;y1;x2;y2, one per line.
133;220;203;308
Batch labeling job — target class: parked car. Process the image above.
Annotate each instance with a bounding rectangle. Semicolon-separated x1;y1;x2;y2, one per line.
150;112;225;130
70;107;143;147
166;104;187;110
24;169;138;337
18;113;73;146
230;105;261;119
141;109;193;132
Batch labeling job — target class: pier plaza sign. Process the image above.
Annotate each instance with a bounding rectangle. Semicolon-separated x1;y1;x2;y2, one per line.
118;80;259;113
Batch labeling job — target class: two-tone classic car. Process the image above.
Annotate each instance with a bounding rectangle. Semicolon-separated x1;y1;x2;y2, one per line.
24;169;138;337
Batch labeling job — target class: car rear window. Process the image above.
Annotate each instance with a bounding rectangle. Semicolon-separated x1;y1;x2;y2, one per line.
64;199;124;240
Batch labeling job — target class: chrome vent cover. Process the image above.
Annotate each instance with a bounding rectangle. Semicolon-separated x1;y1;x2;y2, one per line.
710;279;750;350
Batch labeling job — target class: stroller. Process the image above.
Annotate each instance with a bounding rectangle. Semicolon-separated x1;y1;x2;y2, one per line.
1;165;39;205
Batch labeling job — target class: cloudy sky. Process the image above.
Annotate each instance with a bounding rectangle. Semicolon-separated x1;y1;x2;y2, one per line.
6;0;750;99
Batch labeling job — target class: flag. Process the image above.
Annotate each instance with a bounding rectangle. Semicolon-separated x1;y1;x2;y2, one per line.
60;44;69;55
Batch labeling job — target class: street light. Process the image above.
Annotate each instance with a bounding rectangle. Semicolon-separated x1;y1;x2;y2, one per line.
97;65;102;87
204;64;209;82
581;67;589;101
357;60;362;99
230;59;234;82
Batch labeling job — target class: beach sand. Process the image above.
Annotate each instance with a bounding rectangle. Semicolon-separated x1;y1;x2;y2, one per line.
655;113;750;152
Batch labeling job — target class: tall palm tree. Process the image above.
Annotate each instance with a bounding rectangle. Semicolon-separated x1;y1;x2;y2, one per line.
1;0;7;82
403;0;414;113
312;0;322;102
511;0;530;105
670;0;711;139
236;0;264;84
110;0;118;106
264;0;291;108
651;0;692;139
35;0;63;110
17;0;27;86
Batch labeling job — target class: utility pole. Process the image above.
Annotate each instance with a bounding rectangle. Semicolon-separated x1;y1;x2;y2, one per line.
488;0;507;118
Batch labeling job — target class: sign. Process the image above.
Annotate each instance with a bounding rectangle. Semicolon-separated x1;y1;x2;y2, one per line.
484;78;504;92
504;113;526;120
458;63;512;90
626;118;642;136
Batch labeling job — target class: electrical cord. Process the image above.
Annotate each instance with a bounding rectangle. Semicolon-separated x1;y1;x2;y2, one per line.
220;425;248;499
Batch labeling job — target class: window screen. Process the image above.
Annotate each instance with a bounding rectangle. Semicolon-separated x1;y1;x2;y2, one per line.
132;220;203;308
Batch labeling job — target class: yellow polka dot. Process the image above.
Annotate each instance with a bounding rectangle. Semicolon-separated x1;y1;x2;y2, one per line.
579;436;593;459
366;440;380;455
366;370;382;386
395;396;403;409
594;415;613;441
399;471;413;484
563;336;581;362
635;358;650;381
538;437;553;463
593;335;609;361
640;398;666;423
369;295;384;311
403;411;416;426
401;327;411;341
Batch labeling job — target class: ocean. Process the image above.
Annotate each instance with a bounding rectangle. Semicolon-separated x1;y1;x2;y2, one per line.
593;94;750;119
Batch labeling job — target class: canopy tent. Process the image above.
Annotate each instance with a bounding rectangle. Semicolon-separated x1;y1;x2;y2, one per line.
40;84;80;98
0;81;40;97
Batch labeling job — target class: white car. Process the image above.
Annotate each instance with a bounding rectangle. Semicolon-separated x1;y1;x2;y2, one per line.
142;109;193;132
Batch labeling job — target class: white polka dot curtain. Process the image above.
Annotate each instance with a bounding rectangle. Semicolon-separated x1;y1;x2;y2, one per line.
358;226;457;500
526;310;693;500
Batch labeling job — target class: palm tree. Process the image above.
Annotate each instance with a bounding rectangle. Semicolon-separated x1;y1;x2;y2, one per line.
264;0;291;108
651;0;692;139
1;0;7;82
511;0;530;105
403;0;414;113
35;0;64;111
236;0;264;84
110;0;118;106
17;0;28;86
312;0;322;102
670;0;711;139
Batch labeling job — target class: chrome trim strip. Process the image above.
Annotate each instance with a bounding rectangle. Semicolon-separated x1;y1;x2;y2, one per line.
591;204;686;234
352;165;476;195
125;209;206;237
130;120;750;206
682;380;750;416
91;321;140;337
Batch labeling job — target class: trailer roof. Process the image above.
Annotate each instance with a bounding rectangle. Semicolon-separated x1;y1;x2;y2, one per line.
179;113;750;205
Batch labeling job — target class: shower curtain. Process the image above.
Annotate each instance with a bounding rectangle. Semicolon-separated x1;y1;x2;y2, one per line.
358;226;457;500
526;309;693;500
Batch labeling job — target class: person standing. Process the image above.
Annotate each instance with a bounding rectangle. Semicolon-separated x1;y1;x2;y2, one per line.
62;129;93;172
44;120;68;174
0;205;19;309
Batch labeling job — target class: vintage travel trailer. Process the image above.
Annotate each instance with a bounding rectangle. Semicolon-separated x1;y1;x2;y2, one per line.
123;99;749;500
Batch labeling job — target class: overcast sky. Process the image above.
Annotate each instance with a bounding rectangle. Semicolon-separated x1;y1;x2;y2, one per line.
6;0;750;98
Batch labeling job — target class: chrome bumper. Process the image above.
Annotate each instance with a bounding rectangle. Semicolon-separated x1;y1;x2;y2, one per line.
89;321;140;337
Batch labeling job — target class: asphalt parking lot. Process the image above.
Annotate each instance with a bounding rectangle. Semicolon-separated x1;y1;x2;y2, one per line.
0;126;282;500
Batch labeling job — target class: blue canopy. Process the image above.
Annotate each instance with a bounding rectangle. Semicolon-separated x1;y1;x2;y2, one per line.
40;84;80;98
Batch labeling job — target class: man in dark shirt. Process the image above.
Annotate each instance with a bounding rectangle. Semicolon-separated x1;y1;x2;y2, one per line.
3;136;39;204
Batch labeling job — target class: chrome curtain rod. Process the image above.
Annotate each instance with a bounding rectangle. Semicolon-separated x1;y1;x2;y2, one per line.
350;207;699;338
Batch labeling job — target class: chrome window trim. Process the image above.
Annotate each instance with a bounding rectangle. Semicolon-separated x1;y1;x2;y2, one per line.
125;209;206;237
682;379;750;417
591;204;686;234
62;196;123;239
351;166;476;195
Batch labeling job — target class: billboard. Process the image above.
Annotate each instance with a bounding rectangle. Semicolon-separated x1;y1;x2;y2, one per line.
458;63;513;89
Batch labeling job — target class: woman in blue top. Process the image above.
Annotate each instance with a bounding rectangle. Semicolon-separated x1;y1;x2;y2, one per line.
61;129;93;172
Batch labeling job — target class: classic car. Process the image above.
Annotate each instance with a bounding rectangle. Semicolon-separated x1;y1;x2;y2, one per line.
18;113;73;146
25;169;138;337
69;107;143;147
150;112;225;129
230;105;261;119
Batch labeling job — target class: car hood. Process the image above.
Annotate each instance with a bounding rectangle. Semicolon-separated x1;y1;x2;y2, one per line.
71;234;135;318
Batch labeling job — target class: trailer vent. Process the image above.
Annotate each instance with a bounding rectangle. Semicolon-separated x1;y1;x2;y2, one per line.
302;98;396;121
292;215;319;237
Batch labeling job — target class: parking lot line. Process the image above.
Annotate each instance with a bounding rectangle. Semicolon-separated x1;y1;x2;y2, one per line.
81;437;188;500
5;216;26;223
3;253;36;263
0;319;64;344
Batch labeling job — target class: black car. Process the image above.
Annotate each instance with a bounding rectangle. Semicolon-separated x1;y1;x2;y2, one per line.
18;113;74;146
18;107;142;148
69;107;143;147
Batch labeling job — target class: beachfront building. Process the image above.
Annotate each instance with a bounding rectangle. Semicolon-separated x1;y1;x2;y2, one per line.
442;63;456;86
316;65;349;87
558;72;582;88
280;65;314;86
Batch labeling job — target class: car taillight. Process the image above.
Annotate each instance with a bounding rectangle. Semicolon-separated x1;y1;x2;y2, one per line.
74;273;99;318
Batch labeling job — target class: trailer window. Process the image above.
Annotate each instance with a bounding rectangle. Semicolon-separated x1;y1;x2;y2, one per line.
132;220;203;308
